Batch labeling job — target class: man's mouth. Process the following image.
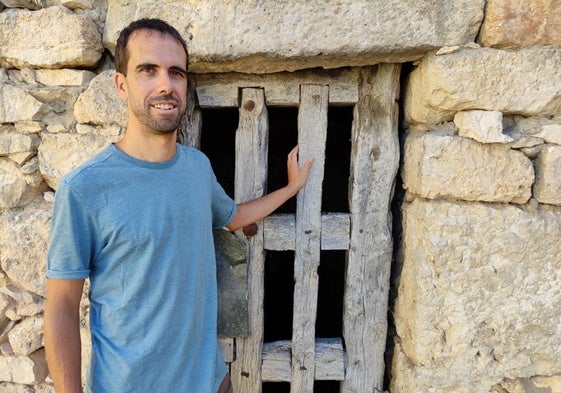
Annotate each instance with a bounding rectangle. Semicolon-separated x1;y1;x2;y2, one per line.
152;103;176;110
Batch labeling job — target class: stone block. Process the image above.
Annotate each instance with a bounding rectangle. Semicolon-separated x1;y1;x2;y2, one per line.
405;47;561;128
0;85;47;124
103;0;485;73
0;197;52;297
454;110;512;143
34;69;96;87
0;132;40;156
478;0;561;48
38;133;117;189
402;131;534;203
0;6;102;69
0;350;48;385
0;159;45;209
533;144;561;206
8;316;43;356
392;199;561;392
73;70;127;127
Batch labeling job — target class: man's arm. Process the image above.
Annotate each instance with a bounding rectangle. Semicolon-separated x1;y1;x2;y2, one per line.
226;145;313;232
44;278;85;393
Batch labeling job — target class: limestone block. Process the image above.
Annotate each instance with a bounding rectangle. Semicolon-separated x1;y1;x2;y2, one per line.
61;0;94;10
478;0;561;48
73;70;127;127
14;122;43;135
0;85;48;123
103;0;485;73
534;123;561;146
0;7;102;69
0;132;40;156
0;292;12;333
8;316;43;356
491;376;561;393
0;198;52;298
0;349;48;385
533;145;561;206
402;131;534;203
454;110;512;143
392;199;561;393
405;47;561;128
38;133;116;189
34;69;96;87
0;159;45;209
0;0;41;10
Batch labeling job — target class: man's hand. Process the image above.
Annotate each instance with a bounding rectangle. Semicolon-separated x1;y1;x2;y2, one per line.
286;145;314;194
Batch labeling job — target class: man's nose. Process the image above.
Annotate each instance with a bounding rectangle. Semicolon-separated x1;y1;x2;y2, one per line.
157;72;173;94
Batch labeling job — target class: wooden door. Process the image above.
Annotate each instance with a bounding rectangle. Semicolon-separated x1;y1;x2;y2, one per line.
179;64;401;393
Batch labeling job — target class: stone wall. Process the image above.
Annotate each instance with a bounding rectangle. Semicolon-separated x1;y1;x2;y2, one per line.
0;0;559;392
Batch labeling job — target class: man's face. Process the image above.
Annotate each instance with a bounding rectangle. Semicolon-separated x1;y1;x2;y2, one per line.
115;29;188;135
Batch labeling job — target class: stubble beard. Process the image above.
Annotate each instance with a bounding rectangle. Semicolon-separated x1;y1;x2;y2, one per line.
132;95;185;135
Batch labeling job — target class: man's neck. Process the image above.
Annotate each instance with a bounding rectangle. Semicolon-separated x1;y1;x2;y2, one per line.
115;128;178;163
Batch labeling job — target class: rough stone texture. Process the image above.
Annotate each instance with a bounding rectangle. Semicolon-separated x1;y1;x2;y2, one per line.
0;6;103;69
0;85;48;123
0;197;52;298
0;0;41;10
34;69;96;87
0;350;48;385
8;315;43;356
0;159;45;209
392;199;561;393
103;0;485;73
402;131;534;204
38;133;117;189
478;0;561;48
533;145;561;206
0;130;39;157
405;47;561;128
454;110;512;143
513;116;561;146
73;70;127;127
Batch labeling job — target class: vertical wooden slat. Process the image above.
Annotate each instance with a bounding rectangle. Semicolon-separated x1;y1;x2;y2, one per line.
230;88;268;393
178;74;202;148
291;84;329;393
342;64;401;393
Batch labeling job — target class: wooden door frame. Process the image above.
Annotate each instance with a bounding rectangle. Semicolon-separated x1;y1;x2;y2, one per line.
179;64;401;393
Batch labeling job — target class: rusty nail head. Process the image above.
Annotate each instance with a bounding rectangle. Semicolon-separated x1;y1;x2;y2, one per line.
244;100;255;112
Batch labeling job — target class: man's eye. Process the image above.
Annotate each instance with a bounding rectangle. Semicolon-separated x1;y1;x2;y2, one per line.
171;70;186;78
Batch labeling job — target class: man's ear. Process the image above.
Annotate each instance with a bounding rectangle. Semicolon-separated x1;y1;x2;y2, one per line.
114;72;128;100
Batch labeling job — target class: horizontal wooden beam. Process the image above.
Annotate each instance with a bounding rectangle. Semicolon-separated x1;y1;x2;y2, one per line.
261;338;346;382
195;68;360;107
263;213;350;251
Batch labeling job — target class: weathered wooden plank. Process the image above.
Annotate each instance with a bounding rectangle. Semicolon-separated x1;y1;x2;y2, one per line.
178;74;202;148
291;84;329;393
230;88;268;393
342;64;401;393
195;68;359;107
262;338;346;382
219;338;235;363
263;213;351;251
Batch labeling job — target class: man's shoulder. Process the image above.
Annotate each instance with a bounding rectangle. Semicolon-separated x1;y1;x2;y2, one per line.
61;144;116;187
177;144;211;166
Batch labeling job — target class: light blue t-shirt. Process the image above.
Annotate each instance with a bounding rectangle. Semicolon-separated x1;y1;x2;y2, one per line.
47;143;237;393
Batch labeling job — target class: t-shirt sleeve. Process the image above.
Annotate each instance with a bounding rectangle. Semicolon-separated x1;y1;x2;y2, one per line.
46;180;100;279
210;172;237;229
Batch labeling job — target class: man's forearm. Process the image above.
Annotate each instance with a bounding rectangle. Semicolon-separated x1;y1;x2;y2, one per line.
44;303;83;393
226;184;298;231
44;279;84;393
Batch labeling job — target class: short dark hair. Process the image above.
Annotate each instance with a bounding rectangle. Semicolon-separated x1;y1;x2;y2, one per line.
114;18;189;76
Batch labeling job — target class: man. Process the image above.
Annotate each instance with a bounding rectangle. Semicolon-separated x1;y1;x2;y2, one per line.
44;18;312;393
